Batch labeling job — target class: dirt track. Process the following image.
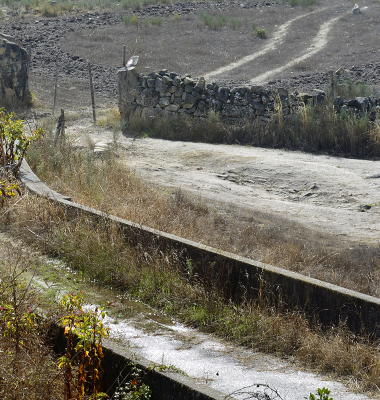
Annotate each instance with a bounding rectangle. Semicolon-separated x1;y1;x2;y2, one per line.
2;0;380;248
70;118;380;249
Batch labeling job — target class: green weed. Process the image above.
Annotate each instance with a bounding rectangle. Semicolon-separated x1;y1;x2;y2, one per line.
123;14;139;25
0;109;43;207
150;16;162;26
40;3;60;16
307;387;333;400
254;27;266;38
229;18;242;30
329;76;371;98
199;11;227;30
58;292;109;399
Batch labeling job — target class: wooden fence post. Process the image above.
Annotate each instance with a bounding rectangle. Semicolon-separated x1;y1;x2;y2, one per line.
88;62;96;123
54;109;65;145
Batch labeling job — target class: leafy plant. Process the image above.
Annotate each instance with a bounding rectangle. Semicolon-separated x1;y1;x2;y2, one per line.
58;292;110;400
0;175;21;207
0;108;44;176
254;27;266;38
0;246;62;398
0;272;37;367
113;364;151;400
306;387;333;400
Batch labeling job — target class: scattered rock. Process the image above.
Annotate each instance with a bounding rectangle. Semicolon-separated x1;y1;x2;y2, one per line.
307;183;318;190
335;67;346;75
353;4;361;14
367;173;380;179
277;87;288;99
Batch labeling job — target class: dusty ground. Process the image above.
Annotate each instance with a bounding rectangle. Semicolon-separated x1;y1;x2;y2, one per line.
70;117;380;250
2;0;380;248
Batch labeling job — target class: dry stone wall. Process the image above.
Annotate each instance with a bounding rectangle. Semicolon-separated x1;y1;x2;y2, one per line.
118;66;380;123
0;33;29;106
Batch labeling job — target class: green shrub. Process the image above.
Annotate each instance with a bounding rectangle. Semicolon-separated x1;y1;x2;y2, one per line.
329;76;371;98
122;0;141;10
307;387;333;400
254;27;266;38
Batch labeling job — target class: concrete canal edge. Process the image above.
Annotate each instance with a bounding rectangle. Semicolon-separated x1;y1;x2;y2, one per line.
19;160;380;396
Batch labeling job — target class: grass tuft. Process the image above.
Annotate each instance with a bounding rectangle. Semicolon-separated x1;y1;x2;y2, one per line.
123;14;139;25
199;11;227;30
150;15;162;26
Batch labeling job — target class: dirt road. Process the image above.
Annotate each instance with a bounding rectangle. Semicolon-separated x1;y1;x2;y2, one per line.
71;118;380;248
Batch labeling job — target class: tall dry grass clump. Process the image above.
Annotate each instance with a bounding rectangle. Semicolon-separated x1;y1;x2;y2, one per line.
126;100;380;159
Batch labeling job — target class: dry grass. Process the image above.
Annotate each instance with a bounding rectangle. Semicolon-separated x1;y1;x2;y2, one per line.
2;195;380;395
126;102;380;159
25;127;380;298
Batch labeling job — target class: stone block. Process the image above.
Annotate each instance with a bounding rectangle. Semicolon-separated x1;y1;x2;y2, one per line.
0;34;29;105
166;104;179;112
135;88;159;108
216;87;230;103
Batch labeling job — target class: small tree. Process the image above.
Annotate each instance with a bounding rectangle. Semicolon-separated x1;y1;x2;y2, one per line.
58;292;110;400
0;108;44;207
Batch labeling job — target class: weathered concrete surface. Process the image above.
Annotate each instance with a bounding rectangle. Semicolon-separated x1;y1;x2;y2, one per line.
19;159;380;338
0;33;29;106
51;324;226;400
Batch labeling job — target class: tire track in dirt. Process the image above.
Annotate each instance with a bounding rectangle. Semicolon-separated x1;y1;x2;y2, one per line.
251;13;344;84
203;7;327;80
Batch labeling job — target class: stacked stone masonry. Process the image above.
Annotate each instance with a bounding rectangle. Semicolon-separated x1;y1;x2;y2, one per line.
0;33;29;106
118;67;380;123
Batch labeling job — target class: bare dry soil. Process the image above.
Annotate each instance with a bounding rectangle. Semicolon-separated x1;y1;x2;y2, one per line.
2;0;380;249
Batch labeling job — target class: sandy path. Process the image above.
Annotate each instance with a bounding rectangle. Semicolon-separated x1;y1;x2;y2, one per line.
123;139;380;244
203;11;313;80
74;120;380;247
252;14;343;84
204;5;355;85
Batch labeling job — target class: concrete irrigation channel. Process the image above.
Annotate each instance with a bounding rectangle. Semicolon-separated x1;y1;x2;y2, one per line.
18;160;380;400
